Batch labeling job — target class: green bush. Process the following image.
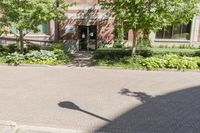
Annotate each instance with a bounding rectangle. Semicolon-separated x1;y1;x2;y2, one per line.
5;50;72;65
142;54;200;70
5;44;19;53
150;48;200;57
5;52;25;65
0;45;6;56
26;44;41;51
93;48;132;60
136;48;153;57
0;44;19;55
92;53;200;70
46;43;64;51
53;49;73;63
0;45;4;52
0;56;5;64
137;37;152;48
92;55;144;69
94;47;200;60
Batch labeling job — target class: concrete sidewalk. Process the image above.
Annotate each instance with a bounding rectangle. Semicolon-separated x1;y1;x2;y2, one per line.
0;120;98;133
0;66;200;133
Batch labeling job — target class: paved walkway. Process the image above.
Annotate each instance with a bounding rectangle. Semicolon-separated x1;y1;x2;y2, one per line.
67;51;93;67
0;66;200;133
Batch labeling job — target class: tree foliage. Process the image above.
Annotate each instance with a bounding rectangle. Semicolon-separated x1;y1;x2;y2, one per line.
0;0;71;52
100;0;199;55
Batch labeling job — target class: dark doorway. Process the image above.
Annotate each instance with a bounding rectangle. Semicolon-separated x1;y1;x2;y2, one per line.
78;25;97;51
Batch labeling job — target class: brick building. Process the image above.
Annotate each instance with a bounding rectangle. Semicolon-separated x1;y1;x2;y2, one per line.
1;0;200;50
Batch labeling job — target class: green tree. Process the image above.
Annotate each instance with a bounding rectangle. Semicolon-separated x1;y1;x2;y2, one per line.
0;0;71;53
101;0;199;55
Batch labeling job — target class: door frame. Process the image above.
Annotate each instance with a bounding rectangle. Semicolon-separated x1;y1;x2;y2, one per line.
78;25;97;51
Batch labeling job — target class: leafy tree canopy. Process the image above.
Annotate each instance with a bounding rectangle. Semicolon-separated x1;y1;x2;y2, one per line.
0;0;72;52
100;0;199;55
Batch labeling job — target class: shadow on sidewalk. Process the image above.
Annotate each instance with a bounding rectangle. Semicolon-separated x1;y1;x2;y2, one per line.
94;85;200;133
119;88;153;103
58;101;111;122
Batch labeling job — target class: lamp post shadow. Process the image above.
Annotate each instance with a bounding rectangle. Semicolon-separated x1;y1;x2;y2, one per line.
58;101;111;123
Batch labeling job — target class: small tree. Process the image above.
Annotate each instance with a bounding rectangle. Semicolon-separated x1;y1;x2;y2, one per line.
101;0;199;55
0;0;71;53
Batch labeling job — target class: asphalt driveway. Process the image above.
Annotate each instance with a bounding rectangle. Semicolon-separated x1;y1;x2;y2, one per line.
0;66;200;133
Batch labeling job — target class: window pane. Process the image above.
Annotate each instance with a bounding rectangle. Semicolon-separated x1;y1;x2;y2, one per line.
163;26;172;39
181;23;191;40
38;23;48;34
9;23;48;34
124;32;128;40
173;24;181;39
156;22;191;40
156;30;163;39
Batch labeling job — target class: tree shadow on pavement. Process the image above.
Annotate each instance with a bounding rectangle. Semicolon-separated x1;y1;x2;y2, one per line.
119;88;153;103
95;85;200;133
58;101;111;122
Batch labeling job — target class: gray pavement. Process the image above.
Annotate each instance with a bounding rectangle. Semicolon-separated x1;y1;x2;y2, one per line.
0;66;200;133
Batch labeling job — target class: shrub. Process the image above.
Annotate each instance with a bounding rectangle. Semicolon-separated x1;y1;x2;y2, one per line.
26;44;41;51
93;47;200;60
0;45;6;56
46;43;64;51
5;52;25;65
137;37;152;48
151;48;200;57
142;54;200;70
93;48;132;60
5;50;72;65
0;56;5;64
0;44;19;55
0;45;4;52
5;44;19;53
194;51;200;56
136;47;153;57
53;49;73;63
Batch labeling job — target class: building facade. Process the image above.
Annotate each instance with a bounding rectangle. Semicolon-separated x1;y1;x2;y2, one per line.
1;0;200;50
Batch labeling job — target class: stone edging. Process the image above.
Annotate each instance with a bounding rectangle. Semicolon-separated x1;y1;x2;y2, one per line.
0;63;200;72
0;120;108;133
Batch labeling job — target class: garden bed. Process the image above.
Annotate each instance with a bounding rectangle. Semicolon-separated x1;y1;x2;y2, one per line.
92;47;200;71
0;43;73;66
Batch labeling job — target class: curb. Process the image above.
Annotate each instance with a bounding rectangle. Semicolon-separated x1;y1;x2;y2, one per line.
0;120;108;133
0;120;17;133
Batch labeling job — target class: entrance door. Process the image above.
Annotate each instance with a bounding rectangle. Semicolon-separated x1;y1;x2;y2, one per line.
78;25;97;51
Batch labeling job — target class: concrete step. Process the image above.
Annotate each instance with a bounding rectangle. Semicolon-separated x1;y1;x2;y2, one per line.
69;51;93;67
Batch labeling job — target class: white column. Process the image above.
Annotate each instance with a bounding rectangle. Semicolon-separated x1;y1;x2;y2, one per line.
149;32;156;42
190;16;200;43
49;20;56;41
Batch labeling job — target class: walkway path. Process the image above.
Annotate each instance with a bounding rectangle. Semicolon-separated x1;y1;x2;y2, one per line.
68;51;93;67
0;66;200;133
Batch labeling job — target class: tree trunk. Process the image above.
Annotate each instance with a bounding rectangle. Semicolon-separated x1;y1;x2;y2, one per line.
132;29;138;56
120;21;124;43
19;30;24;53
143;30;151;47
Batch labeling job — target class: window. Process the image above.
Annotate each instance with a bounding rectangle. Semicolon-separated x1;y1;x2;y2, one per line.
37;23;48;34
10;23;48;34
156;23;191;40
124;32;128;40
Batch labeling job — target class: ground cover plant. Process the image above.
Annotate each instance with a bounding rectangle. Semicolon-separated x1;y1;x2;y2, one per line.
0;43;73;65
92;47;200;71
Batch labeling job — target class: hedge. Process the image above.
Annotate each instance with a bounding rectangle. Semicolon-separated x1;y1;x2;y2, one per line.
93;48;132;60
93;54;200;70
93;48;200;59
